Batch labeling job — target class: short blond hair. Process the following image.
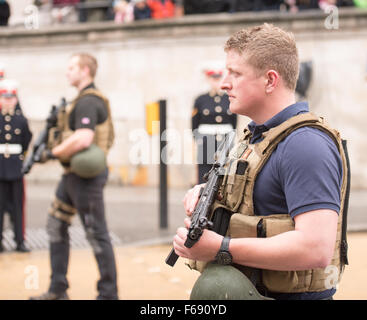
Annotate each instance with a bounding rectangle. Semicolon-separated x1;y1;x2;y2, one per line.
72;53;98;78
224;23;299;91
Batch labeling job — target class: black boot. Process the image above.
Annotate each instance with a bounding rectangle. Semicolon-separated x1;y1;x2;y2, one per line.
29;291;69;300
16;242;30;253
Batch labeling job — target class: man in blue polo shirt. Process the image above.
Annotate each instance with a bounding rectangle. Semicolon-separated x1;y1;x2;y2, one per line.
173;24;345;300
248;101;342;299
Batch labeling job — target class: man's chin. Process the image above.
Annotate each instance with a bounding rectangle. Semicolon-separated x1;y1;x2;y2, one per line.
229;103;239;115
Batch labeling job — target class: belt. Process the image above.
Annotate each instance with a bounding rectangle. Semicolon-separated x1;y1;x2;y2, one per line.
198;124;234;135
0;144;23;155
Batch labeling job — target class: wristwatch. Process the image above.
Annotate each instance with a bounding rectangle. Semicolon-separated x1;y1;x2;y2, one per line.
215;236;233;265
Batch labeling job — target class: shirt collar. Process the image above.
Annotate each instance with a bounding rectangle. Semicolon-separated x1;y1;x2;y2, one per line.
81;82;95;92
247;101;309;143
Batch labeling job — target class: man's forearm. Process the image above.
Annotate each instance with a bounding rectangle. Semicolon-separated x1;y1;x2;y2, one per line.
52;129;94;159
230;230;331;271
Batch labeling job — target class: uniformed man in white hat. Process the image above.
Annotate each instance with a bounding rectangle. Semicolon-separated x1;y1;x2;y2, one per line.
0;79;33;252
192;61;237;183
0;63;5;80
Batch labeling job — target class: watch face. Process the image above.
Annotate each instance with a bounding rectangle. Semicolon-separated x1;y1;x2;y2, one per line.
217;251;232;265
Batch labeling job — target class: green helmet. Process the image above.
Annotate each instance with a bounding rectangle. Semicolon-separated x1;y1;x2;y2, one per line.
70;144;106;178
190;263;273;300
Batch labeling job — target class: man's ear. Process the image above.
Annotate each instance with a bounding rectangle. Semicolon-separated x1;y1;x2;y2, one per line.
265;70;280;94
81;65;91;78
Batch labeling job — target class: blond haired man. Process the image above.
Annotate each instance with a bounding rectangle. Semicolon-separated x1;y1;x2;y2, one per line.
30;53;117;300
174;24;348;300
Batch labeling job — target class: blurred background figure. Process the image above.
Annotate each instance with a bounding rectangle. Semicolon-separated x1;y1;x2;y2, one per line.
253;0;283;11
318;0;337;9
33;0;53;27
191;61;237;184
113;0;134;23
0;0;10;26
0;62;4;81
0;79;33;253
133;0;151;20
184;0;248;14
353;0;367;7
147;0;175;19
51;0;79;24
79;0;114;23
284;0;352;12
295;61;313;100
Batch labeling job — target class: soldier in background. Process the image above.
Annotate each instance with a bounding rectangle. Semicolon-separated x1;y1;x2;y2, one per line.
192;62;237;184
0;63;4;111
30;53;118;300
0;79;33;252
0;63;4;81
0;63;23;113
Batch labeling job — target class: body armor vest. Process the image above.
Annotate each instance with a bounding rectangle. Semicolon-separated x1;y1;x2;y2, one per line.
189;113;349;294
49;88;115;164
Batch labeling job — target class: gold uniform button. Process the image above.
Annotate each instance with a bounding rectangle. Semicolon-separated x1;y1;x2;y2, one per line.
215;106;222;113
203;108;210;116
5;124;11;131
5;115;11;122
15;128;21;135
214;96;221;103
5;133;12;140
215;116;223;123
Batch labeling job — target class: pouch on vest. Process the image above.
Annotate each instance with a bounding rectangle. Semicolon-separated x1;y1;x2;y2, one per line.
220;159;249;212
229;213;295;239
229;213;304;293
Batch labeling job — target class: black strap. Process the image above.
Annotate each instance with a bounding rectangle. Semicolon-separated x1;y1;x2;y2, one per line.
221;236;231;252
341;139;350;266
249;219;268;296
211;207;232;236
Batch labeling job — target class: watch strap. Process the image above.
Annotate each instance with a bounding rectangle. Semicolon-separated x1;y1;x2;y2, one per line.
221;236;231;252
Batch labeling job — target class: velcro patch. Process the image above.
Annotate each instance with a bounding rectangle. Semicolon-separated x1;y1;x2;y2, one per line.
81;117;90;125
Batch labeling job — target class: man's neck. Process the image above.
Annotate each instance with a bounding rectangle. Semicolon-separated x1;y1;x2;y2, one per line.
77;78;93;92
252;91;296;125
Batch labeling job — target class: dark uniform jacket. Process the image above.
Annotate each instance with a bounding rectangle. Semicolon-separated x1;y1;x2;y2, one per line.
0;108;32;180
192;91;237;164
192;91;237;133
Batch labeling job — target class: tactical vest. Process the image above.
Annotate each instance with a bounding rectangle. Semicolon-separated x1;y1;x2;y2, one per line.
188;113;350;294
49;88;115;164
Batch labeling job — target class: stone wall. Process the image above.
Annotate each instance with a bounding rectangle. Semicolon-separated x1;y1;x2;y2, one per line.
1;8;366;188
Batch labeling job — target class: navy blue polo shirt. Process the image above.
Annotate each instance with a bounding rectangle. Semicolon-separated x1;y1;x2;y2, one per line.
248;102;343;300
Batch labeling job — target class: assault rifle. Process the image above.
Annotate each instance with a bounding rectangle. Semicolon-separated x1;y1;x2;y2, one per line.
165;131;236;267
22;98;66;175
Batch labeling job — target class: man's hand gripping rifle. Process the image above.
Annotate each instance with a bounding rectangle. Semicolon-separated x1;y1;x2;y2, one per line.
165;131;236;267
22;98;66;175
